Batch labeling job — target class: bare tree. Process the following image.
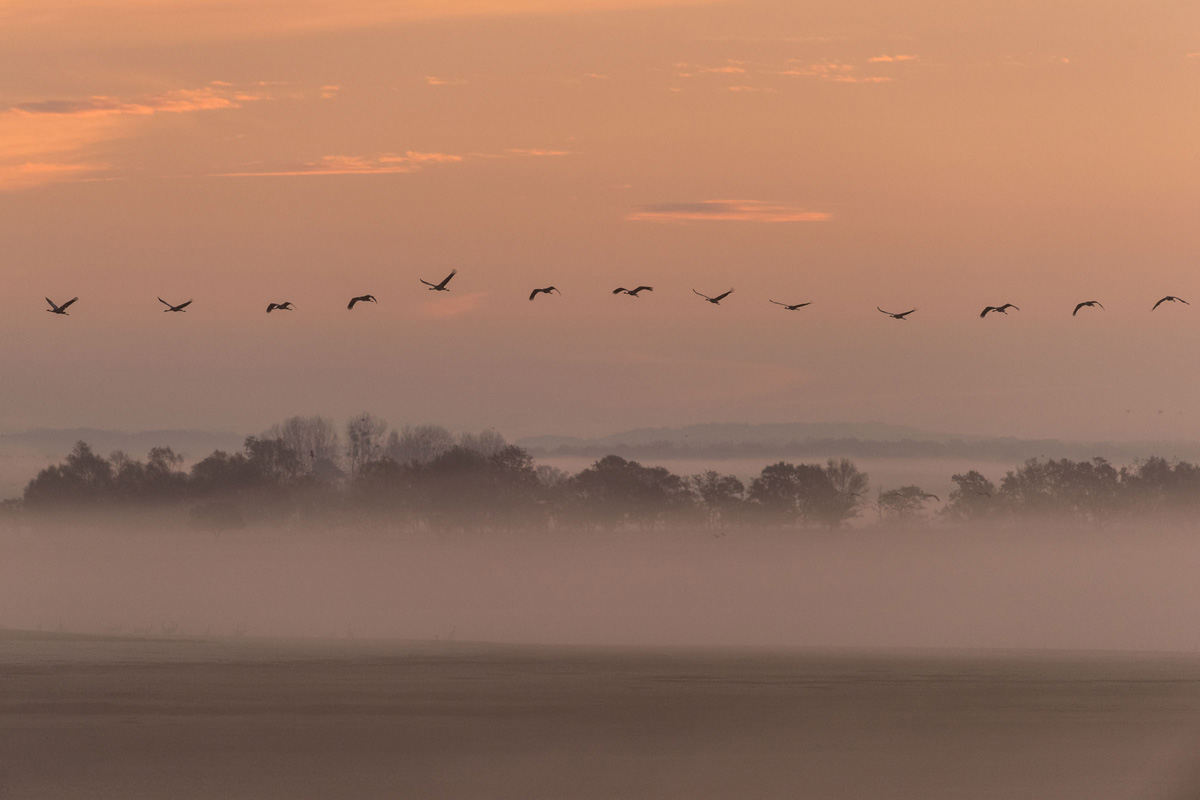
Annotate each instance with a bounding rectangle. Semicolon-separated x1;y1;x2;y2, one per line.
536;464;569;489
265;416;342;469
689;470;745;529
345;413;388;475
458;429;508;458
825;457;868;520
384;424;456;465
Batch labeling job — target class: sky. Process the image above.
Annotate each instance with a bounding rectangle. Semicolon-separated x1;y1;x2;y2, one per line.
3;0;1200;441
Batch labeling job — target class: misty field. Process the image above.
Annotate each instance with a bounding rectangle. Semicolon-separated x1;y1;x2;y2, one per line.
6;520;1200;650
5;521;1200;797
2;635;1199;799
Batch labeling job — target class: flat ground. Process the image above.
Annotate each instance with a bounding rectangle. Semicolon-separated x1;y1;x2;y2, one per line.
2;634;1199;799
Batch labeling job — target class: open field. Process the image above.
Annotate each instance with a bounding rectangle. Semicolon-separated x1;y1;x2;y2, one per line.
6;521;1200;797
1;634;1198;799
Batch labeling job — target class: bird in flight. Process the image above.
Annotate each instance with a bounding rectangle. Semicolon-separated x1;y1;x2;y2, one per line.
347;295;377;309
45;297;78;315
529;286;560;301
980;303;1019;318
878;307;916;320
420;269;457;292
1152;296;1189;310
1072;300;1104;316
266;302;294;313
158;297;192;313
770;300;812;311
694;288;733;305
613;286;653;296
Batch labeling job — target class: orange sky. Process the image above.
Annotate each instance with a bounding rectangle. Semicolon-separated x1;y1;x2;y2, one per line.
3;0;1200;441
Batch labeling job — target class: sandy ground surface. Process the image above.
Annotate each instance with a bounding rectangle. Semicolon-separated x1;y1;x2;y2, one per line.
1;634;1199;800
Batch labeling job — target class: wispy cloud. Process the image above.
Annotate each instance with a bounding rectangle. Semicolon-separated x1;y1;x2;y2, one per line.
215;151;464;177
425;76;468;87
319;85;340;99
502;148;573;157
9;84;262;117
0;0;707;46
779;61;891;83
674;60;748;79
215;147;569;178
626;200;831;223
0;159;110;191
672;56;902;90
0;82;261;190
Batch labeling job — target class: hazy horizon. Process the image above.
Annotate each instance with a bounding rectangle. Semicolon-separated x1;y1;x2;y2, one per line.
8;3;1200;795
3;0;1200;441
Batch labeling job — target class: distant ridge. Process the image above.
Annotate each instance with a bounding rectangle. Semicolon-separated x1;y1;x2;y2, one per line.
518;421;963;450
517;422;1200;464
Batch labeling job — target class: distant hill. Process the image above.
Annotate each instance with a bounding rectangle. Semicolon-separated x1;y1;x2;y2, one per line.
517;422;1200;464
518;422;965;450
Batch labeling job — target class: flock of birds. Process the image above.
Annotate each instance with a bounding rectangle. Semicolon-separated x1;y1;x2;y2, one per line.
40;270;1192;318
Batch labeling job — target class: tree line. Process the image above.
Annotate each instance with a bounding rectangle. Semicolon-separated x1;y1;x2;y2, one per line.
7;414;1200;529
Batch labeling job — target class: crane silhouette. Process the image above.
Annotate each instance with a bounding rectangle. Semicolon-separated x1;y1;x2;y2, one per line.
980;303;1019;318
529;286;560;301
420;269;457;291
613;286;653;296
878;307;916;320
770;300;811;311
266;302;294;313
1152;296;1189;310
158;298;192;313
694;288;733;305
347;295;377;309
1072;300;1103;316
45;297;77;315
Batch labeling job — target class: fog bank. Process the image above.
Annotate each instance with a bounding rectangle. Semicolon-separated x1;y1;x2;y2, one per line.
3;520;1199;653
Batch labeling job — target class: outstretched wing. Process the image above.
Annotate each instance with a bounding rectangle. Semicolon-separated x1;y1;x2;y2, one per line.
980;307;994;318
348;297;359;309
1001;303;1019;311
158;297;171;308
897;309;916;318
420;279;436;288
877;307;891;316
713;289;733;302
439;269;457;288
529;289;541;301
267;304;277;313
770;300;787;307
632;286;653;294
692;289;711;300
45;297;57;310
177;300;192;310
613;287;628;294
58;297;78;311
1072;302;1085;316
